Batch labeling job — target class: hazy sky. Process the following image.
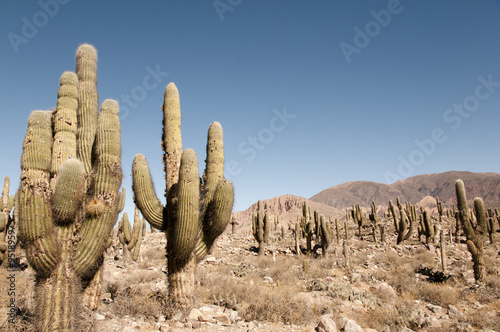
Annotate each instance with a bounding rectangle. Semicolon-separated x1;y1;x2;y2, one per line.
1;1;499;215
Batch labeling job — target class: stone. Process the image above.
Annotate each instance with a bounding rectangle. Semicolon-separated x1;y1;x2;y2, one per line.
214;314;231;326
95;313;105;321
188;308;201;321
344;319;363;332
316;315;339;332
447;305;463;319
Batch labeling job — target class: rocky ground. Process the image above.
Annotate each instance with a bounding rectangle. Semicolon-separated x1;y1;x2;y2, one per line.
1;215;500;332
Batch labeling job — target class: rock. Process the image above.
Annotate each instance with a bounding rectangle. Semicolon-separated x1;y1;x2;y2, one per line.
316;315;338;332
188;308;201;320
374;282;397;302
95;313;105;321
214;314;231;326
447;305;463;319
350;273;361;283
344;319;363;332
198;313;213;322
263;276;274;283
364;329;378;332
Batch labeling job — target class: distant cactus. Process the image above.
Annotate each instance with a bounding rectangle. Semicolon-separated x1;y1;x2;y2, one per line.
252;200;269;255
17;44;124;331
320;215;333;258
418;210;438;245
118;208;144;262
132;83;234;313
295;218;301;255
0;176;15;267
396;205;414;245
436;197;443;222
230;215;239;234
368;201;378;244
455;179;487;283
352;203;364;237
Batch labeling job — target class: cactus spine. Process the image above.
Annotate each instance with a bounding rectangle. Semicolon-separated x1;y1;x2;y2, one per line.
18;44;123;331
132;83;234;313
455;179;487;283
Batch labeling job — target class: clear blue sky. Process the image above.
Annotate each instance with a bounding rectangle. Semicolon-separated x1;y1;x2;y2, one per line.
1;1;499;215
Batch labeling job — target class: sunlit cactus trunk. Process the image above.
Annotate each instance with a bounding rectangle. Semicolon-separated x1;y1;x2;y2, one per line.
132;83;234;315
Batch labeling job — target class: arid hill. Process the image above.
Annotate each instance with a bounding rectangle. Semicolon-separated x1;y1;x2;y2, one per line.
310;171;500;209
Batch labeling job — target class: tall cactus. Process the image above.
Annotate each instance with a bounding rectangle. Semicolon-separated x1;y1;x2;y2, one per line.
252;200;268;255
455;179;487;283
0;176;15;267
320;215;333;258
17;44;124;331
368;201;378;244
132;82;234;314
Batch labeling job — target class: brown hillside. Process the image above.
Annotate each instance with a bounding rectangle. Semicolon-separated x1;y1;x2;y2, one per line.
310;171;500;209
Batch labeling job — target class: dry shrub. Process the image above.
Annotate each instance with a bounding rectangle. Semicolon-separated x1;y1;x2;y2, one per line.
107;287;167;319
141;246;166;261
386;263;417;298
415;282;459;307
198;267;317;325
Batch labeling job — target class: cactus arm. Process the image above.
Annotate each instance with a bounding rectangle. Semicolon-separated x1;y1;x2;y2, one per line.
19;111;60;276
132;154;165;229
170;149;200;263
76;44;99;174
74;99;122;278
195;179;234;260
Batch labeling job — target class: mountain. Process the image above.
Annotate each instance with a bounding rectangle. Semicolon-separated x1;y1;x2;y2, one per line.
231;195;343;231
310;171;500;209
232;171;500;229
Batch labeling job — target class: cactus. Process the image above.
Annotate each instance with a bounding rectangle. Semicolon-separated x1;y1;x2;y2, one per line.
230;215;239;234
455;179;487;283
320;215;333;258
301;200;315;253
396;206;414;245
418;210;438;245
0;176;15;267
252;200;268;255
486;209;495;244
436;197;443;222
131;82;234;313
368;201;378;244
17;44;124;331
352;203;364;237
118;208;144;262
295;217;301;255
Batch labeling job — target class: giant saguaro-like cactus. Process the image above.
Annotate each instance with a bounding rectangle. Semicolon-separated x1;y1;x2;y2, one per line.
18;44;124;331
455;179;487;283
132;82;234;314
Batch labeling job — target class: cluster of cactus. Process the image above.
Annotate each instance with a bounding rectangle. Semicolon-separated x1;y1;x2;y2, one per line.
436;197;444;222
0;176;15;267
295;201;333;257
388;199;414;244
418;210;439;245
351;203;364;237
118;207;145;262
17;44;124;331
486;208;497;244
252;200;269;255
132;82;234;313
455;179;487;283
